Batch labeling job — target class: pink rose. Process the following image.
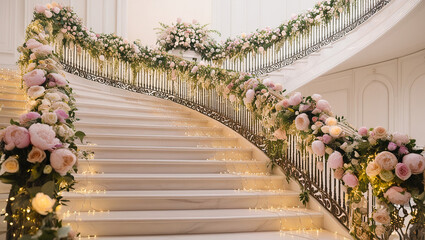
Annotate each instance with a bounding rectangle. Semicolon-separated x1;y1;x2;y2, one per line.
312;140;325;156
28;123;61;151
50;148;76;176
398;146;409;155
245;89;255;103
26;39;43;49
19;112;41;124
316;99;331;113
299;103;311;112
373;208;391;225
191;66;198;73
395;163;411;180
258;46;264;53
388;142;397;151
373;126;387;139
47;73;67;87
384;186;411;205
23;69;46;87
402;153;425;174
375;151;398;171
288;92;302;106
3;125;31;150
392;132;410;146
274;83;283;92
54;109;69;123
321;134;332;144
273;129;286;140
35;4;47;13
342;172;359;188
295;113;310;131
281;99;290;108
312;94;322;102
328;151;343;169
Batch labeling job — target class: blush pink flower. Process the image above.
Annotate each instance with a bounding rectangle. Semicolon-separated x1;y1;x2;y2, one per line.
312;94;322;102
33;45;53;57
334;168;344;179
395;163;411;180
288;92;302;106
245;89;255;103
191;66;198;73
384;186;411;205
328;151;343;169
26;39;43;49
4;125;31;150
398;146;409;155
19;112;41;124
281;99;290;108
273;129;286;140
47;73;67;87
23;69;46;87
295;113;310;131
316;99;331;113
392;132;410;146
50;148;76;176
342;172;359;188
28;123;61;151
311;140;325;156
321;134;332;144
35;4;47;13
375;151;398;171
54;109;69;123
388;142;397;151
402;153;425;174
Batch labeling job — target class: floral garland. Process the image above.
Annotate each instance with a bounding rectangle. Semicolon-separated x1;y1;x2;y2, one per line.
0;2;87;239
25;2;425;239
156;18;223;60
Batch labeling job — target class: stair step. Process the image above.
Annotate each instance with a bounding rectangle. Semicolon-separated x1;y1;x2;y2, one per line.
76;101;191;116
78;159;268;174
0;98;26;108
0;80;21;87
74;173;285;191
0;114;19;124
76;122;224;136
78;230;347;240
76;112;208;126
62;189;301;211
85;134;238;147
0;106;26;115
78;145;252;160
63;208;323;236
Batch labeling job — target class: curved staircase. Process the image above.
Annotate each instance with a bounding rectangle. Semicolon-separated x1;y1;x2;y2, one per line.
42;73;348;239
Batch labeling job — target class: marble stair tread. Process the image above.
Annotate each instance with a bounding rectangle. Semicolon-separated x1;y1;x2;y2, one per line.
76;122;222;131
85;133;237;141
76;111;208;123
76;101;192;115
78;230;348;240
74;173;282;179
73;92;179;107
78;145;249;151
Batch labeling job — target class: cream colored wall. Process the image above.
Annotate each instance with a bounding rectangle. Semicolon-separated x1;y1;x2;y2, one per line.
297;49;425;147
127;0;213;47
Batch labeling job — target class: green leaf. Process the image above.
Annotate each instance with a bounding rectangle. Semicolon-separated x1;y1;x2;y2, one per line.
10;118;20;126
27;186;42;198
74;131;86;143
41;181;55;198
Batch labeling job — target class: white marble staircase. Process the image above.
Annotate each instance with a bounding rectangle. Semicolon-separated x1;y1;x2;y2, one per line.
0;71;349;239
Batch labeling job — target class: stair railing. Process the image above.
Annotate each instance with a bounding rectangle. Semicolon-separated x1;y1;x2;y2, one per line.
218;0;391;76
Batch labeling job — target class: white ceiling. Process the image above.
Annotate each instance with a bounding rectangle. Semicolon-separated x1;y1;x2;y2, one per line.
326;1;425;74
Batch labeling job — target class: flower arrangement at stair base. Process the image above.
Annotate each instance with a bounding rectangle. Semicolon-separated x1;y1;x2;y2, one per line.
0;3;87;239
29;2;425;239
156;18;223;60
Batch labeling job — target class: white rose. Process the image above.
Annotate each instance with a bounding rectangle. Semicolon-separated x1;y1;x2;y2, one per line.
321;126;330;133
27;62;36;71
28;147;46;163
43;165;52;174
44;10;53;18
56;124;74;139
51;102;71;112
329;126;342;138
38;104;50;112
32;192;55;215
325;117;337;126
33;45;53;57
41;112;58;125
27;86;45;99
1;156;19;174
45;93;61;102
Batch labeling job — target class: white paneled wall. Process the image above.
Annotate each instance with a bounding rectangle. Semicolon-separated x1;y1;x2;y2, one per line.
0;0;127;66
298;49;425;146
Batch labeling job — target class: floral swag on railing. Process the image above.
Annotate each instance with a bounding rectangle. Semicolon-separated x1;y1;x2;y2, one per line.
4;1;424;239
0;2;88;239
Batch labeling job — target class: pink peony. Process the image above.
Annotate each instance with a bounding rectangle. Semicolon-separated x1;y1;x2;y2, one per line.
35;4;47;13
395;163;411;180
373;208;391;225
273;129;286;140
26;39;43;49
50;148;76;176
19;112;41;124
54;109;69;123
402;153;425;174
28;123;61;151
23;69;46;87
398;146;409;155
288;92;302;106
392;132;410;146
388;142;397;151
328;151;343;169
316;99;331;113
342;172;359;188
311;140;325;156
3;125;31;150
273;83;283;92
281;99;290;108
373;126;387;139
33;45;53;57
191;66;198;73
299;103;311;112
245;89;255;103
312;94;322;102
295;113;310;131
375;151;398;171
27;86;45;99
47;73;67;87
384;186;411;205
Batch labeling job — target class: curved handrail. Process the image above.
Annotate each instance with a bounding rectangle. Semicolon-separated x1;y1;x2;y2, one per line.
17;3;425;240
213;0;392;75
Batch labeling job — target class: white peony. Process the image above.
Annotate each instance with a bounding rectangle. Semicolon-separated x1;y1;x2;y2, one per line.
32;192;55;215
27;86;45;99
41;112;58;125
